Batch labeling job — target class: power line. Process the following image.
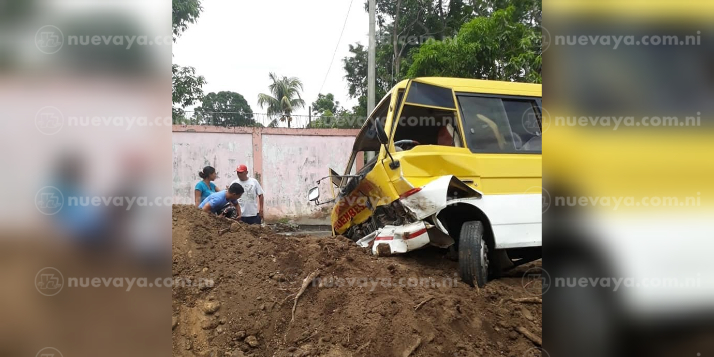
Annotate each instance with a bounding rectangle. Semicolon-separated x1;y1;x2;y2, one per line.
318;0;355;95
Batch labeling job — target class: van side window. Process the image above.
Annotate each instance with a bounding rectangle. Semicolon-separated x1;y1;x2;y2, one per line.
457;95;541;153
502;99;542;151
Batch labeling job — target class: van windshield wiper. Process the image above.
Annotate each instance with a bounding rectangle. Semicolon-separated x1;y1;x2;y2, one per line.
314;174;361;185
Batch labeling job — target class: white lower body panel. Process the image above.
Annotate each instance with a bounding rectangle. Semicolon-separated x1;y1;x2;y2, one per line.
491;222;542;249
363;175;542;254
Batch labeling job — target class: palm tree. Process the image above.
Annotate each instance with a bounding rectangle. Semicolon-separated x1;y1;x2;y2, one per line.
257;73;306;128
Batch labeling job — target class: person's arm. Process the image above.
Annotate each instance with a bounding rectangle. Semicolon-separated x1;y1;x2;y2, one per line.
226;179;236;191
258;194;264;219
232;201;241;217
194;190;202;207
201;202;213;213
256;180;265;219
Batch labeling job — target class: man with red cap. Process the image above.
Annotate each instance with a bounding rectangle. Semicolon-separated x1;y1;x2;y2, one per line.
230;164;265;224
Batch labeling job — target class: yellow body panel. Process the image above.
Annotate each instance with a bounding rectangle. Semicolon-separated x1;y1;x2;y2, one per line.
391;146;542;193
547;0;714;17
544;2;713;212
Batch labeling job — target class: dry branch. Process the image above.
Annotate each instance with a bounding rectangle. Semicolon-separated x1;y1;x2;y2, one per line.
516;326;542;346
355;341;371;354
414;297;434;311
511;297;542;304
291;270;320;323
403;337;423;357
499;297;542;306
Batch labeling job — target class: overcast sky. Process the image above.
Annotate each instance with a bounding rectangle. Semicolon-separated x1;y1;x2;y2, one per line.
173;0;369;117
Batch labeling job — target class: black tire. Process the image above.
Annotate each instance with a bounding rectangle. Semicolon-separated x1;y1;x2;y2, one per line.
458;221;489;287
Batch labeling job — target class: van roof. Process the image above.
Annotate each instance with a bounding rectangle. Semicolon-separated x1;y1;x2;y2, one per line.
547;0;713;17
393;77;542;97
367;77;541;121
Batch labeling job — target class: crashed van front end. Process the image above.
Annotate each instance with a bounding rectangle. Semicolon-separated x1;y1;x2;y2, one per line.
357;175;483;256
311;77;543;287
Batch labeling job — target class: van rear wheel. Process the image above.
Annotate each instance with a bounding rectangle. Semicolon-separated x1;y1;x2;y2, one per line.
458;221;489;287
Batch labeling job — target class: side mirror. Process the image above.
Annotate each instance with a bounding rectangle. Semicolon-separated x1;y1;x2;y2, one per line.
373;119;389;144
308;187;320;202
372;118;400;170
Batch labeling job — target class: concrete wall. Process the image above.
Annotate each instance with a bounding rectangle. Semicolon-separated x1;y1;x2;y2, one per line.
173;131;253;201
172;126;360;224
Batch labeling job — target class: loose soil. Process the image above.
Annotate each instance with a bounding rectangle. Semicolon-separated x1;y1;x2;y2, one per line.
172;205;542;357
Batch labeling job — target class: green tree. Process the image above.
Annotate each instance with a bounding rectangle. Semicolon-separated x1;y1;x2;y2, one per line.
311;93;340;116
342;43;391;117
172;64;206;123
172;0;206;123
342;0;542;116
307;108;364;129
470;0;541;27
194;91;255;127
373;0;439;81
350;96;369;119
407;6;541;82
257;73;306;128
307;93;365;128
172;0;203;40
368;0;478;83
306;109;334;129
343;0;470;117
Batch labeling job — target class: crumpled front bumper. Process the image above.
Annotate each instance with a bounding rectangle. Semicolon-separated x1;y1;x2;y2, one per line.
353;175;486;255
356;221;433;256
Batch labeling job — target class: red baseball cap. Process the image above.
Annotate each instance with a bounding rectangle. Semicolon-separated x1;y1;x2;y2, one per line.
236;164;248;173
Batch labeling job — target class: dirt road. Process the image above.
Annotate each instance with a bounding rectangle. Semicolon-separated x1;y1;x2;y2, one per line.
172;205;542;357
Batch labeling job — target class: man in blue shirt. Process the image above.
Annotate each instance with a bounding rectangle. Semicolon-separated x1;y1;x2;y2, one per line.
199;183;244;217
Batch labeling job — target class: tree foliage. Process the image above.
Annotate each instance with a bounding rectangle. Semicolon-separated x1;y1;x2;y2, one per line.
306;109;363;129
172;0;206;124
257;73;306;128
307;93;363;129
194;91;256;127
172;64;206;123
172;0;203;41
343;0;542;116
470;0;541;26
342;43;391;118
407;6;541;82
311;93;340;117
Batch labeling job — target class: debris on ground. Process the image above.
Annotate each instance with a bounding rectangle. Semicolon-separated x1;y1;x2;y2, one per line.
269;220;300;233
172;205;542;357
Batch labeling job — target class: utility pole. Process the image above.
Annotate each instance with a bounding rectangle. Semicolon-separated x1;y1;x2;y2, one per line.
368;0;376;116
365;0;377;164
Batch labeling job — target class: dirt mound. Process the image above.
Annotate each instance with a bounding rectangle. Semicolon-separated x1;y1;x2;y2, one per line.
172;205;542;357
